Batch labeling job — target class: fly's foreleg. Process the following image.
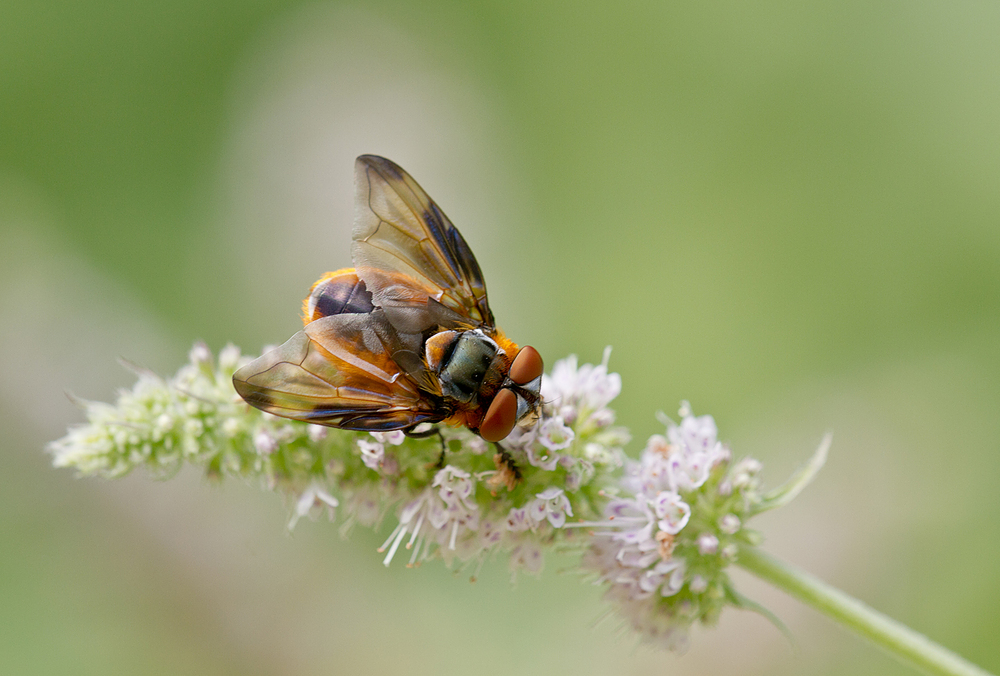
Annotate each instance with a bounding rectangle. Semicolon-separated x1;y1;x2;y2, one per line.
405;425;447;468
488;442;522;492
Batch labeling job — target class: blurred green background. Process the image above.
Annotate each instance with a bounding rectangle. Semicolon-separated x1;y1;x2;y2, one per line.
2;1;998;674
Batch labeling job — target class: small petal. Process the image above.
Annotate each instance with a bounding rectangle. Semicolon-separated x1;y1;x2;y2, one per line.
510;543;544;576
371;430;405;446
189;342;212;367
697;533;719;555
719;514;741;534
219;343;242;372
527;498;548;524
536;487;564;500
538;416;575;452
652;492;691;534
505;508;531;532
689;575;708;594
307;425;328;442
288;483;339;529
253;429;278;455
357;439;384;470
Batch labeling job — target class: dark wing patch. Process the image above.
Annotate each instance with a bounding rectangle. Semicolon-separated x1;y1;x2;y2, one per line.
233;313;445;430
302;268;375;325
351;155;494;328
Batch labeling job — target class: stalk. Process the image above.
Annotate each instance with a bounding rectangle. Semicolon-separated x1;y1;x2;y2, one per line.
737;547;993;676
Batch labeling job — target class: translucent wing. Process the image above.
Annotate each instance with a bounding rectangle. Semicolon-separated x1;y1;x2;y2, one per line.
232;312;445;431
352;155;494;330
301;267;459;393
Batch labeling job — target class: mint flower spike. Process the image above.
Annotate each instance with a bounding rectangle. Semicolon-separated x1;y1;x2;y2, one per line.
49;344;996;676
48;343;629;580
571;403;766;653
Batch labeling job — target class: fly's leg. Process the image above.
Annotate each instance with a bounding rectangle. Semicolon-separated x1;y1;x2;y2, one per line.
493;443;522;480
405;425;447;468
488;442;522;492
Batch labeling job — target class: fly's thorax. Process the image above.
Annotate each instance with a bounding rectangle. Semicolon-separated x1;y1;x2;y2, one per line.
425;328;512;405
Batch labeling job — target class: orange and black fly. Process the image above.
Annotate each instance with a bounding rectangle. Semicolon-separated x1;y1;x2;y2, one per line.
233;155;543;444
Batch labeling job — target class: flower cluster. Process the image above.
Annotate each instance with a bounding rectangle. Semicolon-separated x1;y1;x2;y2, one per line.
50;342;827;650
576;404;798;651
50;343;629;579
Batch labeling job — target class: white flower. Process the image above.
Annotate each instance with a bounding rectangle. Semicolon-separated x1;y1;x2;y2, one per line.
155;413;173;434
528;487;574;528
558;405;577;425
697;532;719;555
620;436;673;496
189;341;212;367
541;347;622;413
731;457;763;490
222;418;241;437
541;354;580;405
639;559;686;597
253;429;278;455
505;507;532;532
380;493;432;566
509;542;544;576
583;441;624;467
589;408;615;428
357;439;384;470
183;418;204;439
477;519;505;549
307;425;328;442
465;436;488;455
689;574;708;594
371;430;405;446
579;347;623;411
380;469;482;567
562;456;594;492
605;497;657;549
652;491;691;534
288;482;339;529
668;411;719;456
665;414;727;491
432;465;475;508
526;443;560;471
719;514;741;534
537;416;574;452
344;488;380;527
219;343;242;372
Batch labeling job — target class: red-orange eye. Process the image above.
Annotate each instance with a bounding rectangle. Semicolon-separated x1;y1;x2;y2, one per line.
479;388;517;442
509;345;543;385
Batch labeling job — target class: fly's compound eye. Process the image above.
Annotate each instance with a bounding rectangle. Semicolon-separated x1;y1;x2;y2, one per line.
479;388;517;442
509;345;543;386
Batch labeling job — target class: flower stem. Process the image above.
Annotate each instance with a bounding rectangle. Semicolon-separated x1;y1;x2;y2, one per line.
737;547;994;676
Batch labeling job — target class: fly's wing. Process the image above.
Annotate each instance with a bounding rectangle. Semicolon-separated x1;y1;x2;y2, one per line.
233;312;445;431
352;155;494;332
302;267;453;392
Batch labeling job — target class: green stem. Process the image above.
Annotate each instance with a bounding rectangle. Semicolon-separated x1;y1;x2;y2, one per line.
737;547;994;676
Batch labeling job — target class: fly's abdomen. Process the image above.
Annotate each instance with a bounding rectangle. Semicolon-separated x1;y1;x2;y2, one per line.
303;269;375;324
